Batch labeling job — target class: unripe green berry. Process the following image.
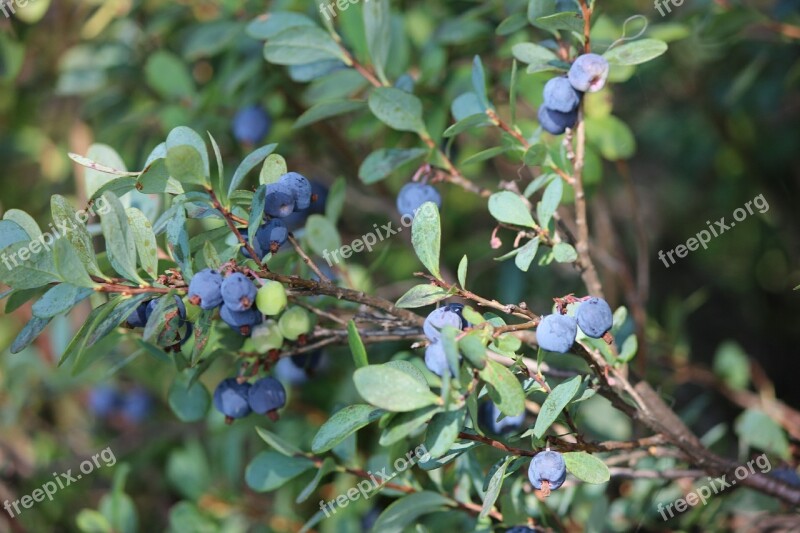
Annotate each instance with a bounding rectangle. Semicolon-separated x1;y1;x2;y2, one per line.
256;280;288;316
278;306;312;341
250;320;285;352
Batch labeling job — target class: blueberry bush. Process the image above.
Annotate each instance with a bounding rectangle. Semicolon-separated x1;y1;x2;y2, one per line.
1;0;799;531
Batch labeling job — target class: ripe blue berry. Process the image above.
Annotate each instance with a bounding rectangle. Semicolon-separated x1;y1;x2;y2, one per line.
282;181;328;230
279;172;312;210
528;450;567;493
255;219;288;254
576;297;613;338
232;105;271;144
213;378;252;419
505;527;537;533
220;305;263;335
772;467;800;487
126;303;149;328
264;182;295;218
221;273;256;311
538;106;578;135
479;401;525;434
121;387;152;423
88;386;122;417
536;314;577;353
396;182;441;217
188;268;224;309
248;377;287;417
567;53;609;93
425;341;453;377
424;304;467;342
543;76;581;113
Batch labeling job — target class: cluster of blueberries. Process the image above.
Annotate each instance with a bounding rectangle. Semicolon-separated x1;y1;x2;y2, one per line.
126;294;191;348
188;269;263;335
213;376;286;422
232;105;272;145
240;172;316;261
423;303;469;376
88;385;152;424
396;181;442;218
536;296;613;353
538;53;609;135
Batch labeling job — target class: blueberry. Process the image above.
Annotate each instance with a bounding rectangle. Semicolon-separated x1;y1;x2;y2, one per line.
567;53;609;93
536;314;577;353
121;387;152;423
279;172;312;210
772;467;800;487
213;378;252;419
424;341;453;377
238;228;262;260
290;351;323;371
232;105;271;144
576;297;613;338
282;181;328;230
126;303;149;328
221;273;257;311
188;268;224;310
264;182;295;218
145;295;187;325
538;106;578;135
88;386;122;417
543;76;582;113
423;304;467;342
479;401;525;434
505;527;537;533
274;358;309;385
220;305;263;335
528;450;567;493
248;377;287;416
255;219;288;255
396;182;442;217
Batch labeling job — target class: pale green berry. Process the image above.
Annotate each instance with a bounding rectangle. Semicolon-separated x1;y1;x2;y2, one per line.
250;320;285;353
256;280;288;316
278;306;312;341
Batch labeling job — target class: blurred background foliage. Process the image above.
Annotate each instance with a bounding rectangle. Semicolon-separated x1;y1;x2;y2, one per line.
0;0;798;531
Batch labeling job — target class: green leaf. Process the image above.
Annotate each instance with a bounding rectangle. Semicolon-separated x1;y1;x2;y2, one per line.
515;238;540;272
53;239;95;288
166;146;206;187
263;26;347;65
347;320;369;368
425;407;465;457
168;371;210;422
537;178;562;229
553;242;577;263
229;143;278;195
144;51;195;99
384;360;428;386
479;360;525;416
0;219;31;249
76;509;113;533
604;39;668;65
126;208;158;279
10;316;51;354
368;87;427;134
481;456;513;518
411;202;442;280
4;209;41;239
712;341;749;390
379;405;441;446
442;113;491;138
396;284;449;308
0;240;59;289
246;12;316;40
471;55;490;110
248;185;267;250
259;154;287;185
51;195;104;278
245;451;314;492
372;492;453;533
296;457;337;504
311;404;385;453
585;115;636;160
166;206;193;278
32;284;93;318
527;0;558;26
461;146;508;166
354;365;440;412
304;214;341;258
255;427;305;457
488;191;535;228
511;42;558;65
99;193;142;283
617;335;638;363
533;375;582;438
359;148;427;184
294;100;365;129
563;452;610;484
458;332;488;370
535;12;584;34
735;408;790;459
325;177;346;223
457;255;468;287
524;144;547;166
363;0;390;84
81;144;130;201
